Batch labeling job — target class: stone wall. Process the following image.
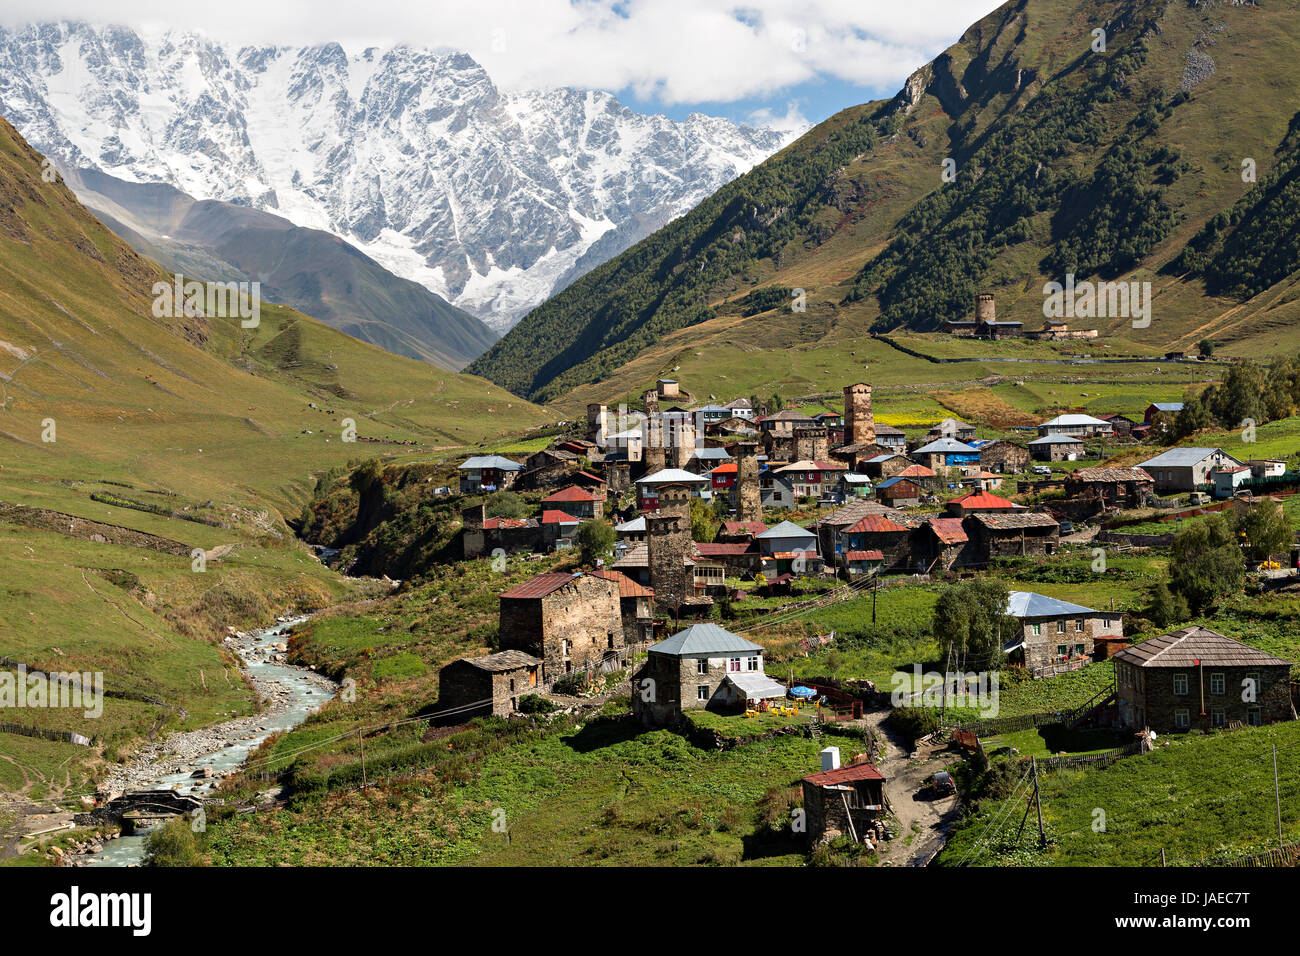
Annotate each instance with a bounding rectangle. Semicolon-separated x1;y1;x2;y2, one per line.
498;576;623;679
735;441;762;522
843;383;876;447
1117;662;1292;732
1018;613;1123;670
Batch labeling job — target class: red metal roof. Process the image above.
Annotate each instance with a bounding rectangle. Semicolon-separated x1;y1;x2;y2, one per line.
949;490;1016;510
846;514;910;534
897;464;936;478
694;542;758;557
803;762;885;786
483;517;532;530
543;485;598;502
499;571;578;599
845;550;884;561
540;509;580;525
711;462;738;474
722;521;768;535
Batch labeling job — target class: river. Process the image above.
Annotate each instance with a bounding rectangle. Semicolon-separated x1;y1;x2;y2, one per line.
83;617;336;866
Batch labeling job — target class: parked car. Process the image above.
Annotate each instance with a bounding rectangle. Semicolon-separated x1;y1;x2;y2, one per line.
1058;520;1075;536
1188;492;1210;506
1032;465;1052;476
931;771;956;796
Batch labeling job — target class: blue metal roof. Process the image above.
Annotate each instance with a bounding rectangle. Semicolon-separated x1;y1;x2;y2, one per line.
1139;447;1236;468
649;623;764;656
1006;590;1097;618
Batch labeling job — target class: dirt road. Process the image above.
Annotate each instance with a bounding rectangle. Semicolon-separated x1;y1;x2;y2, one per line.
860;708;961;866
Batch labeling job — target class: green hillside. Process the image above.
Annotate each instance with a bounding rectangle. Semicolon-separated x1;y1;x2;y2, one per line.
470;0;1300;404
0;113;547;791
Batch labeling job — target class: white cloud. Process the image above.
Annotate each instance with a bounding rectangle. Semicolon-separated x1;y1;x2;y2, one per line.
0;0;1005;105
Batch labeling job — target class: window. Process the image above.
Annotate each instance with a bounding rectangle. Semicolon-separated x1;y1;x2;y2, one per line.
1056;620;1066;633
1209;673;1225;696
1074;644;1086;658
1056;644;1068;658
1075;619;1085;632
1175;709;1190;730
697;659;707;675
1248;707;1262;727
1211;708;1226;728
746;655;759;671
697;685;709;701
509;679;515;692
728;657;741;673
1173;673;1189;696
560;639;569;657
1031;623;1041;636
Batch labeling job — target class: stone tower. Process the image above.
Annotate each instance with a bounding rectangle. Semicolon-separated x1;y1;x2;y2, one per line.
843;383;876;447
648;483;692;613
976;292;996;326
587;403;608;445
641;388;666;475
734;441;762;522
794;425;829;463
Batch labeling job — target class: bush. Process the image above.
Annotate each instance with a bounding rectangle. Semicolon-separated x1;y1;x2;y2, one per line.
143;816;206;867
886;707;941;747
518;694;556;714
552;672;592;696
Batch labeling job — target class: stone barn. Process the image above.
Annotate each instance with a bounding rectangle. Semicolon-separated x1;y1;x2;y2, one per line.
968;512;1059;564
801;752;888;846
497;572;624;680
438;650;543;720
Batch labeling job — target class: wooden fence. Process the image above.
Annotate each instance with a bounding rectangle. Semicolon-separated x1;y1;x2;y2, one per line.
1033;741;1140;771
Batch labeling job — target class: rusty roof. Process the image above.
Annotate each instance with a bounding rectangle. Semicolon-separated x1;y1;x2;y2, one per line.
846;514;911;534
1113;627;1291;669
844;550;884;561
590;569;655;598
694;541;758;557
543;485;599;502
897;464;936;478
540;509;580;524
948;490;1016;510
820;499;904;527
928;517;969;544
499;571;579;600
722;521;768;536
802;762;886;786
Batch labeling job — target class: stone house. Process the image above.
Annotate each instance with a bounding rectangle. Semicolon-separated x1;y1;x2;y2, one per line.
517;448;581;490
636;467;710;510
693;540;761;577
462;503;563;558
1036;414;1113;438
917;517;972;572
873;424;907;454
590;569;656;648
967;512;1059;564
1063;467;1155;508
814;500;907;561
497;572;625;680
1144;402;1184;424
1029;434;1083;462
631;623;784;727
841;513;914;571
1137;447;1243;494
801;751;887;846
1114;627;1293;733
863;454;913;480
772;459;847;500
974;439;1031;473
760;470;797;509
437;650;543;720
928;417;977;442
843;549;884;578
1003;591;1124;671
911;438;981;471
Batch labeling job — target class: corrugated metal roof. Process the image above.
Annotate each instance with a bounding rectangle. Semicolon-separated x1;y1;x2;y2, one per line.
542;486;598;502
1006;590;1097;618
913;438;979;454
1039;414;1111;427
845;550;884;561
1028;433;1082;445
636;468;709;486
803;762;885;786
1139;447;1239;468
847;514;910;534
949;490;1016;510
615;516;646;532
1114;626;1291;668
460;455;524;470
722;521;768;535
649;622;763;656
1069;467;1153;483
756;520;815;539
499;572;579;600
540;509;580;524
928;517;969;544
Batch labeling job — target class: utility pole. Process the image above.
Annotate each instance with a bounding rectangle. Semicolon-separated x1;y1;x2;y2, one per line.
941;641;953;725
1274;743;1284;849
871;568;879;624
1031;756;1045;848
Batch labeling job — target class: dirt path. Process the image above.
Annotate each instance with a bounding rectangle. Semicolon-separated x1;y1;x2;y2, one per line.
859;707;961;866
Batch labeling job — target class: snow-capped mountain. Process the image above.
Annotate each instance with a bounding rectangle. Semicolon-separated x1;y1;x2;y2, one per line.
0;22;796;332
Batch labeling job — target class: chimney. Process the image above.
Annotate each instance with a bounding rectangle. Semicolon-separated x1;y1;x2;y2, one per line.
820;746;840;772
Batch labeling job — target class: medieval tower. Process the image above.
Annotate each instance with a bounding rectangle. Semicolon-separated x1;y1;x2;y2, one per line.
843;383;876;447
641;388;666;475
647;483;692;614
976;292;996;326
794;425;829;463
734;441;762;523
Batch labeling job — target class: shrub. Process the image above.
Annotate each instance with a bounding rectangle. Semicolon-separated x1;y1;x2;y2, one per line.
518;694;556;714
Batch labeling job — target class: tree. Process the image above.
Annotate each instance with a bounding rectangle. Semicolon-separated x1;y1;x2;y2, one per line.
485;490;526;519
1196;338;1215;358
575;519;615;566
1148;580;1190;628
1227;498;1294;563
931;578;1013;672
690;498;719;543
1166;514;1244;612
144;816;206;867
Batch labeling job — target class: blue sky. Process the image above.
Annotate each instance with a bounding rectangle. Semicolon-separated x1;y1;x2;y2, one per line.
2;1;1006;131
